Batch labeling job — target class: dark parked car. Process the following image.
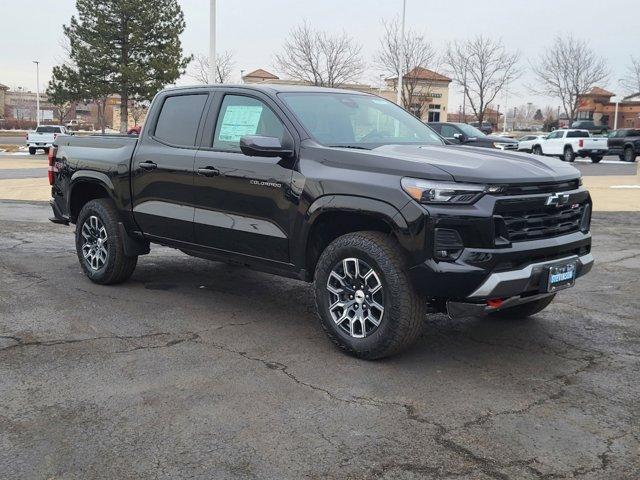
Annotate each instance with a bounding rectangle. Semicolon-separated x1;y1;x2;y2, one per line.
607;128;639;162
469;121;493;135
428;122;517;150
570;120;608;135
48;85;593;359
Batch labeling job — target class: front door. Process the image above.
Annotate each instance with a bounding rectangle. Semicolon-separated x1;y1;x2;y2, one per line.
544;130;564;155
131;92;210;243
192;93;297;263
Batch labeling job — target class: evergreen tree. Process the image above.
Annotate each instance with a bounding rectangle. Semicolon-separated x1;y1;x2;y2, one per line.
61;0;190;132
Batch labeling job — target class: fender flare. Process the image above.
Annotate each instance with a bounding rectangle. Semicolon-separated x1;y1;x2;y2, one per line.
295;195;412;273
67;171;117;217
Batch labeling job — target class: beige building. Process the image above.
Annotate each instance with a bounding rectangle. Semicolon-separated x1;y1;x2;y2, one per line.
241;67;451;122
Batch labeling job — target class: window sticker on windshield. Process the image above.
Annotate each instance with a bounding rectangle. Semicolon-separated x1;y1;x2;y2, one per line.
218;105;263;141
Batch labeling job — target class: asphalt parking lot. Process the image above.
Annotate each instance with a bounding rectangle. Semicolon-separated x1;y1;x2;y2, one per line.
1;200;639;480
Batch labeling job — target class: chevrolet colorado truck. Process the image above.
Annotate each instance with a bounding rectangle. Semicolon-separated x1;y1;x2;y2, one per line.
531;129;608;163
49;85;593;359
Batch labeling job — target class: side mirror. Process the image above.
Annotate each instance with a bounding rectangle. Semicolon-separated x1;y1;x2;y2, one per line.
239;135;293;158
453;132;466;142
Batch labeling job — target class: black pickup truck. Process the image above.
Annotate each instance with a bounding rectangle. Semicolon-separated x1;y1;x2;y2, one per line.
49;85;593;359
607;128;639;162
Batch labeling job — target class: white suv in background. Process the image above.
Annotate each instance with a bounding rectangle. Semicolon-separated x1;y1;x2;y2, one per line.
517;134;546;153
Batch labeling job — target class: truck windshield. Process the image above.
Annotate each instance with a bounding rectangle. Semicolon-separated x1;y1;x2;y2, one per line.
279;92;443;148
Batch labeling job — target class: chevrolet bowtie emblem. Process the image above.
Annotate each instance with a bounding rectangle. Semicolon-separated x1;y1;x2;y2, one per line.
545;192;570;207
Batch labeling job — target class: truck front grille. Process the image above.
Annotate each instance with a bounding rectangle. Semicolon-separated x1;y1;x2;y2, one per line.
500;204;585;241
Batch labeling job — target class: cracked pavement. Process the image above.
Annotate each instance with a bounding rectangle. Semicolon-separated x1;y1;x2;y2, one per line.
0;201;639;479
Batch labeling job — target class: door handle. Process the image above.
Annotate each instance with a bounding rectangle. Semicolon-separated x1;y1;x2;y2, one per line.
197;166;220;177
139;161;157;171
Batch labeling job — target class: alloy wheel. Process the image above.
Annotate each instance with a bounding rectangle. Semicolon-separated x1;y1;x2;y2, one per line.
81;215;108;270
326;258;384;338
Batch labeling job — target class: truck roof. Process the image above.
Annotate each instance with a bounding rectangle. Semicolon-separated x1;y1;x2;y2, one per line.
162;83;372;96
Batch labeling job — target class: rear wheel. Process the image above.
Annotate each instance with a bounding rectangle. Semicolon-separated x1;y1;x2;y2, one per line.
564;146;576;162
624;146;636;162
75;198;137;285
28;147;36;155
590;155;603;163
488;295;556;320
313;231;424;359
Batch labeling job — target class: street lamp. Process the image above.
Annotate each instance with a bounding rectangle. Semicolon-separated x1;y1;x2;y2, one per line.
396;0;406;107
209;0;216;84
33;60;40;126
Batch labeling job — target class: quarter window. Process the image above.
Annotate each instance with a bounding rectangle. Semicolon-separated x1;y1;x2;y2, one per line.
154;94;208;147
213;95;285;151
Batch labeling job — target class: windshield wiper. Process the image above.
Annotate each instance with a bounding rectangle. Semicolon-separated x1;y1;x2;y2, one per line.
328;144;370;150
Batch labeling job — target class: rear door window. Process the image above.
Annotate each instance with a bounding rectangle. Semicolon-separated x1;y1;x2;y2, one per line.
154;94;208;147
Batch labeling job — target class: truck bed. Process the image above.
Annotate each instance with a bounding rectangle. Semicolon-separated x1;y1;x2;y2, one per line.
55;134;138;172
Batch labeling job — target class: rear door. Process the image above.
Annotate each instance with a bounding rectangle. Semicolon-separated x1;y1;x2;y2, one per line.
131;90;210;244
191;91;298;263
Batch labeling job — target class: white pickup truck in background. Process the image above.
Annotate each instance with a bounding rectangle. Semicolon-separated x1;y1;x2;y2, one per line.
26;125;68;155
531;129;608;163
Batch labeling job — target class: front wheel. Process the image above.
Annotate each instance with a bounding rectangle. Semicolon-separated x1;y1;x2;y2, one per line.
488;295;556;320
75;198;138;285
28;147;36;155
313;231;425;359
590;155;603;163
532;145;543;155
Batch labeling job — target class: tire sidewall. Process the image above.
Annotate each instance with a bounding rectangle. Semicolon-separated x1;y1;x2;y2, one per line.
75;200;120;283
314;239;408;357
564;147;575;162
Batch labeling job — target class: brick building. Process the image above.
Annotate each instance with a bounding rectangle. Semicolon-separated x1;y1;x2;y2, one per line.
577;87;640;129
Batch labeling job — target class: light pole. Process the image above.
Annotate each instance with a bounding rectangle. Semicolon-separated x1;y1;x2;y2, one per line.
502;81;508;133
33;60;40;126
396;0;406;107
209;0;216;84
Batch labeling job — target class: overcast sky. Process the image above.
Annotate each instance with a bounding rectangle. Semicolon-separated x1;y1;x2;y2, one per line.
1;0;638;112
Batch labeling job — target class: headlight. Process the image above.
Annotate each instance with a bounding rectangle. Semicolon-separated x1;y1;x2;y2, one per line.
401;178;499;205
493;142;511;149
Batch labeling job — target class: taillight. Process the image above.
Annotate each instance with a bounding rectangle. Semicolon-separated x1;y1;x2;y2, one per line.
579;139;584;148
48;146;58;185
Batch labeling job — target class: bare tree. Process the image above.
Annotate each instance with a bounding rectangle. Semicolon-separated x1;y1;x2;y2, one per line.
444;36;521;125
376;18;437;114
274;22;365;87
620;56;640;95
131;101;149;126
531;35;608;123
188;52;235;84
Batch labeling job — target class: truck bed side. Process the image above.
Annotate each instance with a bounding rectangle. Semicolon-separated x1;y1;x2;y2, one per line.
52;135;138;226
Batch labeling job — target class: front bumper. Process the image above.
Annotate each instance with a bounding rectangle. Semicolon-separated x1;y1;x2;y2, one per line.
409;231;592;299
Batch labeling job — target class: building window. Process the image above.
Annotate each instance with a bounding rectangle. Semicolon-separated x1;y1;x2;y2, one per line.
428;111;440;122
577;111;593;120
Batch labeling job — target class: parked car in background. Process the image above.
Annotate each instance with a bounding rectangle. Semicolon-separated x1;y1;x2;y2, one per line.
531;129;608;163
469;121;493;134
570;120;608;135
428;122;517;150
517;134;546;153
26;125;68;155
607;128;639;162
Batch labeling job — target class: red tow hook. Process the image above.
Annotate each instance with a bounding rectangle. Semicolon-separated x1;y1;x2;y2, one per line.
486;298;504;309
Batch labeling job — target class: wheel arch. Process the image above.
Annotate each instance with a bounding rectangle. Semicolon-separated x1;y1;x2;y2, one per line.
299;195;410;281
68;172;116;223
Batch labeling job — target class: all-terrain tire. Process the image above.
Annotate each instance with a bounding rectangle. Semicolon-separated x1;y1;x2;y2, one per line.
75;198;138;285
488;294;556;320
313;231;425;359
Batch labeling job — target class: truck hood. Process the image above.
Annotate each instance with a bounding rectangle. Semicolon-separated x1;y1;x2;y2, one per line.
370;144;580;184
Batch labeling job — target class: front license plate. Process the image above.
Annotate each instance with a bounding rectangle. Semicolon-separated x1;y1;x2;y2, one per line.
546;262;577;292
